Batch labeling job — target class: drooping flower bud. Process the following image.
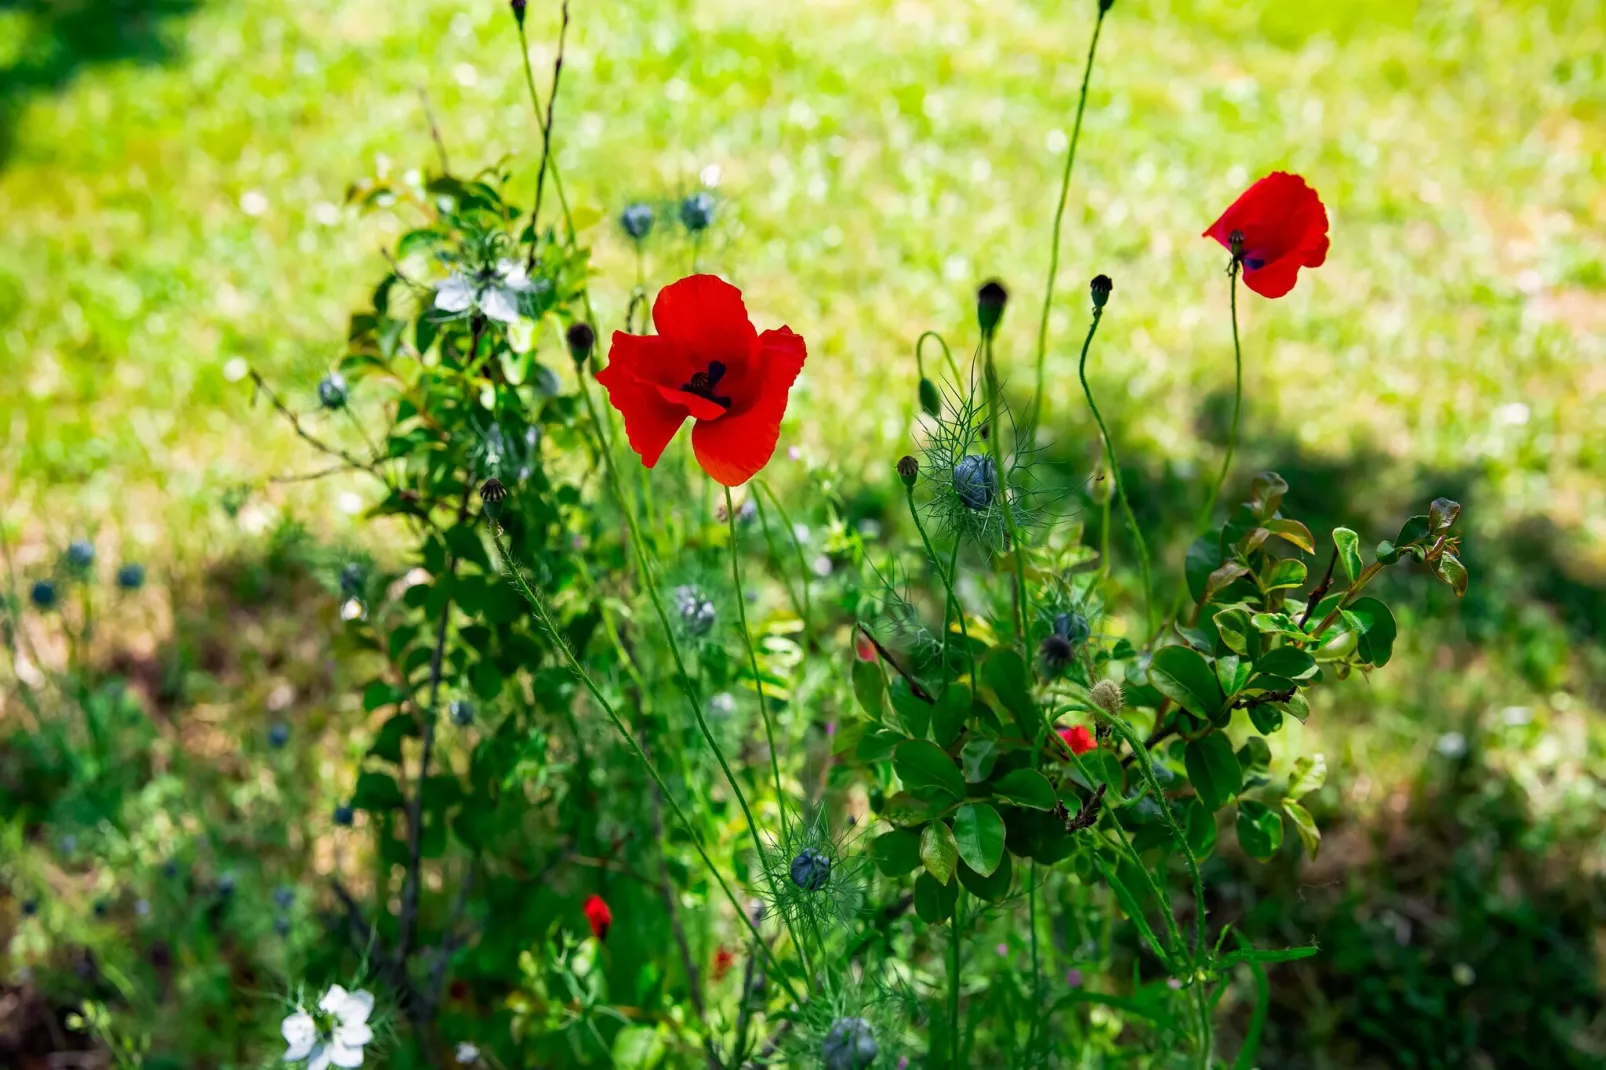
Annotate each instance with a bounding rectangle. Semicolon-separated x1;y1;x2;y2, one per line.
479;478;508;520
620;202;654;241
318;372;348;410
953;454;996;510
918;377;941;418
896;455;919;488
1090;274;1113;310
583;893;612;941
679;191;716;233
822;1017;878;1070
510;0;527;25
1228;228;1245;262
789;847;832;892
976;279;1009;335
566;322;595;364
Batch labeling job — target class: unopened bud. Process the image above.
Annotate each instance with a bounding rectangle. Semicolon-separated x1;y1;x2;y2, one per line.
511;0;527;25
479;478;508;520
566;322;595;363
977;279;1008;335
918;377;941;418
680;191;716;233
1090;274;1113;310
1228;228;1245;261
1090;678;1125;715
896;455;919;487
318;372;348;410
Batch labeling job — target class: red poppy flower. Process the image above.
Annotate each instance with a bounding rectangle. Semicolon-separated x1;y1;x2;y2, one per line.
711;946;737;981
583;894;612;941
597;274;807;487
1203;172;1329;298
1058;724;1096;756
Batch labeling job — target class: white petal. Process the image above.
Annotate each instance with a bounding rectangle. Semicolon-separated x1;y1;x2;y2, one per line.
496;258;533;291
307;1044;332;1070
318;985;349;1015
281;1011;316;1061
335;1022;373;1049
479;286;519;324
434;275;475;313
328;1040;365;1068
338;989;375;1026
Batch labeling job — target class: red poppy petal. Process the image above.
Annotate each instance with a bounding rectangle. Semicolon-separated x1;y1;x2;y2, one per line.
1204;172;1328;298
652;274;758;378
597;334;687;467
691;326;806;487
1241;257;1303;299
653;383;729;422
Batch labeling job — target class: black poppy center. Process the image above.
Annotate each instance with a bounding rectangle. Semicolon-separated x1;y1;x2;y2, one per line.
680;360;732;409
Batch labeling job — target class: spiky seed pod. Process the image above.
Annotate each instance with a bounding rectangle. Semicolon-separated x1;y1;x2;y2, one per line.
620;202;654;241
1090;678;1125;715
66;539;95;570
896;455;919;487
822;1017;878;1070
790;847;832;892
976;279;1008;335
449;699;475;726
318;372;348;410
680;191;716;232
116;563;146;590
30;579;57;610
480;478;508;520
1040;633;1074;675
918;377;941;418
952;454;996;510
339;563;364;598
1053;611;1090;645
566;322;595;364
672;585;717;637
1090;274;1113;310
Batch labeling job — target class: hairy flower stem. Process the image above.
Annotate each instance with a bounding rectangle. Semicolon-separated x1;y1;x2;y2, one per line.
1077;308;1154;635
724;485;790;842
905;484;974;686
1030;6;1109;428
1196;262;1243;533
488;526;802;1003
982;333;1032;653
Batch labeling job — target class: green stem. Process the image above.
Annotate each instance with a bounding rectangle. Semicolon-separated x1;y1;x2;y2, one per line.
1196;263;1242;534
487;526;799;1003
905;485;974;685
951;888;964;1068
756;477;813;628
748;488;806;627
725;485;789;842
1031;7;1108;428
1309;560;1386;639
982;332;1032;653
917;330;964;387
1076;307;1154;635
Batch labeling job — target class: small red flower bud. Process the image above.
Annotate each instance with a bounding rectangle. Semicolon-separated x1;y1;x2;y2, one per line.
583;893;612;941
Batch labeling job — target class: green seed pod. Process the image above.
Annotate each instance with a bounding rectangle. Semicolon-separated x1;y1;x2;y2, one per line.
918;377;941;418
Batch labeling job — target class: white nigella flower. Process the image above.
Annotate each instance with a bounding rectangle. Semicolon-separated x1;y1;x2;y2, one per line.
454;1042;480;1065
434;259;541;325
282;985;375;1069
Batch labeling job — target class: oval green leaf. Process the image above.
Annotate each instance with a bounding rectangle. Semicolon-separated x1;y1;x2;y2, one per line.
1184;733;1242;812
913;870;958;923
952;803;1006;877
893;739;965;802
1149;645;1226;717
920;821;959;884
991;768;1057;811
1235;799;1285;861
871;828;923;876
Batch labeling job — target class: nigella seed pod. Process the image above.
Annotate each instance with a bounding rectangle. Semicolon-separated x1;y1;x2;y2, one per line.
273;886;295;910
1090;274;1113;310
479;478;508;520
318;372;348;410
116;563;146;590
673;585;717;637
333;804;355;827
953;454;997;510
1040;633;1074;674
679;191;716;233
822;1017;878;1070
268;722;289;749
566;322;595;364
1053;611;1090;646
30;579;57;610
896;455;919;488
620;201;654;241
66;539;96;570
976;279;1008;334
22;898;37;917
339;563;364;598
789;847;832;892
274;916;291;936
449;699;475;726
918;377;941;418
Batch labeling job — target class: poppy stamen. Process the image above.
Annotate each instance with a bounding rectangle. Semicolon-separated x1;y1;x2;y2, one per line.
681;360;732;409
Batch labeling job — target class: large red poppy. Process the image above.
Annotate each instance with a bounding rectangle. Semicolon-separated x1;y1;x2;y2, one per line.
596;275;807;487
1203;172;1329;298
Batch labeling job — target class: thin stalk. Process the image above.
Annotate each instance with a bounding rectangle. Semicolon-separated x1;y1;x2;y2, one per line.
981;332;1032;652
725;485;790;841
950;888;964;1069
488;526;800;1003
1196;263;1242;532
755;478;812;626
1076;307;1154;635
905;484;974;685
748;488;806;628
1028;862;1041;1047
1309;561;1387;639
1030;7;1109;428
917;330;964;387
518;4;569;271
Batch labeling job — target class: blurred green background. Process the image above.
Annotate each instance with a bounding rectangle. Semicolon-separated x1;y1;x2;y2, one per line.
2;0;1604;1066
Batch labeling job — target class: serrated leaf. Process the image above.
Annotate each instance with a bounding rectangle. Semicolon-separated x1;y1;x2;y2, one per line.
1282;800;1320;859
1148;645;1227;717
1185;733;1242;811
991;768;1058;810
1332;527;1363;584
893;740;965;802
1286;754;1327;801
920;821;959;884
952;803;1006;877
1235;799;1284;861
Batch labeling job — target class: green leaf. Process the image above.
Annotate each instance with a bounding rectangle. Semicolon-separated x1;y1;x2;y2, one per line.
893;740;965;802
888;676;930;739
1186;533;1224;604
1148;645;1226;717
1235;800;1284;861
991;768;1057;811
1184;733;1242;811
471;660;505;701
370;713;419;763
363;680;407;713
957;852;1012;902
1285;754;1327;801
353;771;405;811
1248;472;1288;519
981;648;1039;739
1247;702;1284;736
1431;551;1469;598
920;821;959;884
1347;596;1398;666
1428;497;1462;535
1204;561;1250;602
913;870;958;923
1236;736;1272;773
852;659;885;720
1278;693;1311;722
872;828;924;876
1250;611;1303;639
1332;527;1363;584
855;728;902;763
952;803;1006;877
881;792;941;827
1184;796;1217;860
960;738;999;782
1282;800;1321;859
1216;944;1319;970
1254;647;1316;680
1264;518;1315;554
1261;558;1308;591
1213;607;1252;656
930;684;970;747
1215;654;1251;698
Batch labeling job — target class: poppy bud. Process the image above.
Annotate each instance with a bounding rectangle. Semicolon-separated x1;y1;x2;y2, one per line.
449;699;475;726
790;847;832;892
116;563;146;590
1098;0;1116;12
583;893;612;941
896;455;919;487
479;478;508;520
30;579;57;610
953;454;996;510
1090;678;1125;714
823;1017;878;1070
620;202;654;241
333;804;355;827
1040;633;1074;674
1228;228;1245;261
1090;274;1113;309
565;322;595;364
976;279;1008;335
680;191;716;233
66;539;95;570
318;372;348;410
510;0;527;24
917;377;941;418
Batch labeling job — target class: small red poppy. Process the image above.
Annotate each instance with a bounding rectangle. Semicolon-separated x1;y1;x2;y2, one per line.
1058;724;1096;756
583;894;612;941
711;946;737;981
597;274;807;487
1203;172;1329;298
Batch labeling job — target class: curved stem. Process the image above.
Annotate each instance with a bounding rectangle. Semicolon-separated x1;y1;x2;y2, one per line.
1196;263;1242;532
1076;308;1154;635
1031;8;1108;429
917;330;964;386
906;485;974;686
725;485;789;841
